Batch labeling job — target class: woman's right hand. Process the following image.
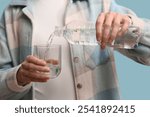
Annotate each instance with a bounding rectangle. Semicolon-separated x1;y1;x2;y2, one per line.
16;55;50;86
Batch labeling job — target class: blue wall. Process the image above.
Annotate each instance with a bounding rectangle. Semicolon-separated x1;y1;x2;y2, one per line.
0;0;10;15
0;0;149;99
115;0;150;99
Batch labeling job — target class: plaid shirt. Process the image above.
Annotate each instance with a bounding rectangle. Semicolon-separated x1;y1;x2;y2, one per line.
0;0;150;100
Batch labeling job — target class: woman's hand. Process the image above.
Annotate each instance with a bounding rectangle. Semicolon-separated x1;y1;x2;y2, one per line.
16;55;50;86
96;12;131;49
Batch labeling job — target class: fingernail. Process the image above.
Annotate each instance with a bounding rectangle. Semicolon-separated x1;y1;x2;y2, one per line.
42;61;47;65
44;79;49;82
108;40;112;45
45;67;50;71
101;43;106;49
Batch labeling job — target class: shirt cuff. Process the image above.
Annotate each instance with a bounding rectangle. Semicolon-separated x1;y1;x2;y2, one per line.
6;65;32;93
127;14;145;31
113;26;142;49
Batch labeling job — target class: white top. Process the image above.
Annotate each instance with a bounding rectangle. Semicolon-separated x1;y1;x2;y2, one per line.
27;0;76;99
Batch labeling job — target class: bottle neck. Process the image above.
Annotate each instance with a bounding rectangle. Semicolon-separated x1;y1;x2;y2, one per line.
54;26;65;37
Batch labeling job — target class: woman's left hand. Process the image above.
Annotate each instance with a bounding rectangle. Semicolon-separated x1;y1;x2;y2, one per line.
96;12;131;49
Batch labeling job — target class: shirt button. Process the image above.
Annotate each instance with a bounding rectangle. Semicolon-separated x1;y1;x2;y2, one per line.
73;57;79;63
77;83;82;89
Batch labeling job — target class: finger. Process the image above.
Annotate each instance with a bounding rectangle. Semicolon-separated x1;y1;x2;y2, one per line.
101;43;106;49
23;75;48;83
46;59;59;65
108;14;121;44
30;76;49;82
21;69;49;79
22;62;50;72
21;68;50;81
26;55;46;66
117;16;130;36
102;12;114;45
96;12;105;42
17;68;31;85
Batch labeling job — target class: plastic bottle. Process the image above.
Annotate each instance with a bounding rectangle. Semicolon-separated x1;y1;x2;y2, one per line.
54;21;142;49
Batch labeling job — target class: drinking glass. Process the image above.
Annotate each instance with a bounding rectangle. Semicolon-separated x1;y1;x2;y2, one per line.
33;44;61;79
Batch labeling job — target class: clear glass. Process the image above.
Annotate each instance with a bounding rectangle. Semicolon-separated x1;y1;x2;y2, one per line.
33;44;61;78
54;21;142;49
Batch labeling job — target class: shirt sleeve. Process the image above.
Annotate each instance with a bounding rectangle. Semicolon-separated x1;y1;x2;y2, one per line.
0;10;32;99
111;0;150;65
6;65;32;93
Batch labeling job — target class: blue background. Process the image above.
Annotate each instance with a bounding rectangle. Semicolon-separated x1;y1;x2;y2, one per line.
0;0;149;99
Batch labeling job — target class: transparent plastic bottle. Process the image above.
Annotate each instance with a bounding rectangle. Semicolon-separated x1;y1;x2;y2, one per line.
54;21;142;49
